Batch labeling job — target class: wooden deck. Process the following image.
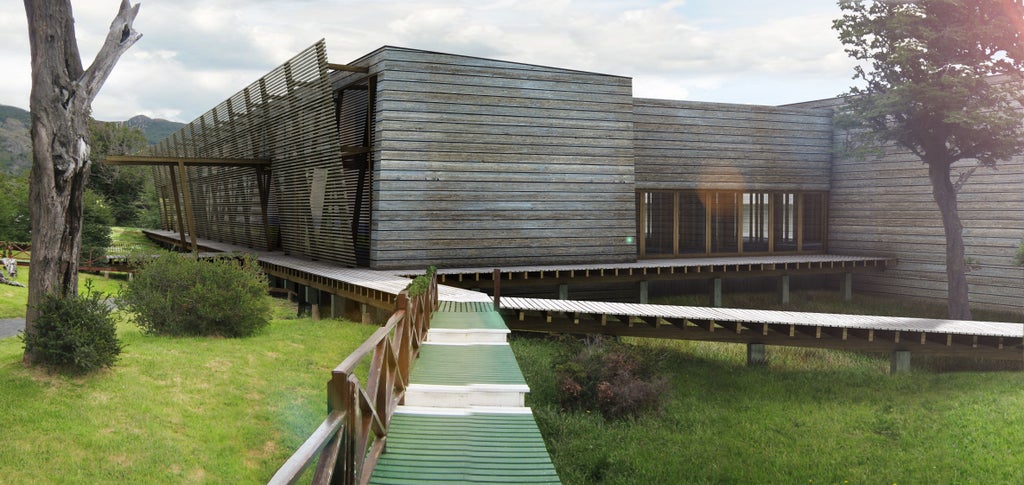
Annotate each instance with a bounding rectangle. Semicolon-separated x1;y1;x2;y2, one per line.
370;298;559;483
143;229;491;310
501;297;1024;361
434;253;895;283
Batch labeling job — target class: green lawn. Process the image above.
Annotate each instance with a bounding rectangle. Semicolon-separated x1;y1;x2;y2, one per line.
1;227;163;319
0;267;125;319
0;303;376;483
512;291;1024;484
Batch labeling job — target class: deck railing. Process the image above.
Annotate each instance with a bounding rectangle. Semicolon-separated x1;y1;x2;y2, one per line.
269;270;438;485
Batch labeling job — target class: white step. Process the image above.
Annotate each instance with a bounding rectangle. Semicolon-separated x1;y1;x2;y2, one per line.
404;383;529;408
426;328;509;344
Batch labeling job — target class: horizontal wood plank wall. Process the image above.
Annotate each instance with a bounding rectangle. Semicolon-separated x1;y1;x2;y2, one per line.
368;47;636;269
633;99;833;191
797;98;1024;315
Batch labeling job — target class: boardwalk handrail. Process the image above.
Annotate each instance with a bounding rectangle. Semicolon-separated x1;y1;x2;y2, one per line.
270;270;438;485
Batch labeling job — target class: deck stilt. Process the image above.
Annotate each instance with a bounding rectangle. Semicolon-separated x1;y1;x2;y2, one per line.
840;272;853;301
711;278;723;307
747;343;767;366
890;350;911;374
778;275;790;305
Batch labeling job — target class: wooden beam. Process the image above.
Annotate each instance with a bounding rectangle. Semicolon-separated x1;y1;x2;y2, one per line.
104;155;272;167
327;63;369;73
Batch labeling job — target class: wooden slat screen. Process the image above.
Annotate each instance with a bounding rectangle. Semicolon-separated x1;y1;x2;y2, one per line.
150;40;356;265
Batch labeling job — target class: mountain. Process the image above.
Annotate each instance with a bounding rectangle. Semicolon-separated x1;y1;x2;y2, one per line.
124;115;185;145
0;104;185;173
0;105;32;174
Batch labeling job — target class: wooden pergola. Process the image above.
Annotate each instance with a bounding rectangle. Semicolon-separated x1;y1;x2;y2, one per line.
103;155;272;253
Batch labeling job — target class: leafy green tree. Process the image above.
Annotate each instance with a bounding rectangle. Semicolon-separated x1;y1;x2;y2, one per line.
88;119;151;226
0;171;30;242
833;0;1024;320
81;189;113;250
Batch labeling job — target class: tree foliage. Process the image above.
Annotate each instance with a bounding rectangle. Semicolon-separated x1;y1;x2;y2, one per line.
20;281;122;373
87;119;155;226
833;0;1024;319
0;171;30;242
120;253;271;338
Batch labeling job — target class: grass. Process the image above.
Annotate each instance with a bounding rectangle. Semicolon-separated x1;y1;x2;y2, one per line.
0;298;377;483
109;227;161;249
511;290;1024;484
0;227;164;319
0;268;125;319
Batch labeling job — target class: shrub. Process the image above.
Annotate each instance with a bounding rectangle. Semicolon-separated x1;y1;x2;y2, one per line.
405;266;437;297
21;282;121;373
120;252;270;337
555;337;671;420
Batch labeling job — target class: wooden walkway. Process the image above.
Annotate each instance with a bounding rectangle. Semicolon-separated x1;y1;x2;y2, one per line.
369;304;560;483
431;253;897;307
143;230;491;309
144;230;559;482
500;297;1024;362
434;253;894;284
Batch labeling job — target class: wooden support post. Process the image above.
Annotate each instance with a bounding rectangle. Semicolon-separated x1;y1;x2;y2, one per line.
305;287;321;321
747;343;767;367
778;275;790;305
558;284;569;300
840;272;853;302
295;284;306;317
493;268;501;311
330;294;342;319
639;280;649;304
176;160;199;254
360;303;371;324
711;278;723;307
890;350;911;374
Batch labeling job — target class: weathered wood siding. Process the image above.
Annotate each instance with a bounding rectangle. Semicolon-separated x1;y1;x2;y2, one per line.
796;98;1024;315
831;147;1024;314
634;99;833;191
365;47;636;269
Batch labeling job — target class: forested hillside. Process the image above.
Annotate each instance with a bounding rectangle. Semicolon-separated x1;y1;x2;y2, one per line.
0;104;183;173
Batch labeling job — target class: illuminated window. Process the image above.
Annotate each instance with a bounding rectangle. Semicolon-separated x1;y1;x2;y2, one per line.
637;190;827;258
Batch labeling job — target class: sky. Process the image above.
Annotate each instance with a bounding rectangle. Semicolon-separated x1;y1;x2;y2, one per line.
0;0;859;123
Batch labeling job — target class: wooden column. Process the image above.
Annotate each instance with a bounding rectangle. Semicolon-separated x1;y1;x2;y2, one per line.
176;160;199;253
778;275;790;305
305;287;321;321
890;350;911;374
747;344;767;366
840;273;853;302
558;284;569;300
711;278;723;307
639;280;649;304
167;166;188;250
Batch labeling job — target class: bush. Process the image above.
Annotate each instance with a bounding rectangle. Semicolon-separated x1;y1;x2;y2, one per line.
555;337;671;420
21;282;121;373
120;252;270;337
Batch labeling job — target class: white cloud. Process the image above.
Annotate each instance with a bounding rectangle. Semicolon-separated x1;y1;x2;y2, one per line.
0;0;857;121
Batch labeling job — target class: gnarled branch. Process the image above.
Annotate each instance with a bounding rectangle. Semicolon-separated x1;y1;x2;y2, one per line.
78;0;142;105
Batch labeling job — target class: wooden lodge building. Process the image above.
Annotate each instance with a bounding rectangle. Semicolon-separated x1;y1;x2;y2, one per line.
126;41;1024;315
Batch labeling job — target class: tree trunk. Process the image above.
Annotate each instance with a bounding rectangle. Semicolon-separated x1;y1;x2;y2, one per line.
927;161;973;320
22;0;140;365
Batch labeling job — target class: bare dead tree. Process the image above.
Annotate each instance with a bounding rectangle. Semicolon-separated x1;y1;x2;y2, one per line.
23;0;141;364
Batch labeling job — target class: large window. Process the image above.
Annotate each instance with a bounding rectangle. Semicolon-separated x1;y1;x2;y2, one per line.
637;190;827;258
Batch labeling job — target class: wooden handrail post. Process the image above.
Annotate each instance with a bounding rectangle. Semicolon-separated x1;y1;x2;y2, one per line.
493;268;501;310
